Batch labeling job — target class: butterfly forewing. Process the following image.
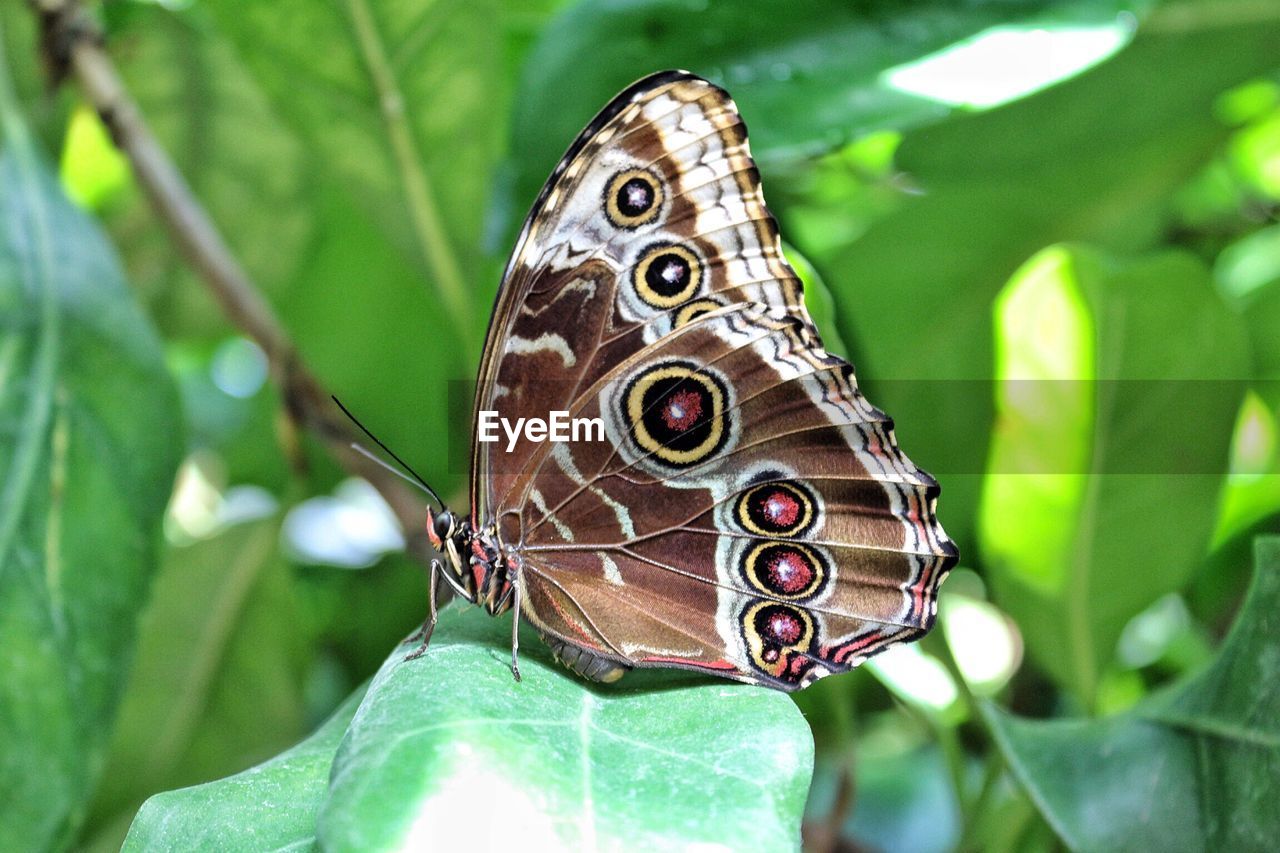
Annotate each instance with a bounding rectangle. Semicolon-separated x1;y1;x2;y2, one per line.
472;72;805;518
468;71;956;691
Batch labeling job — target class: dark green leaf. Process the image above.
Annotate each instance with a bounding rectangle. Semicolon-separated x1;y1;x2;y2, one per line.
318;606;813;850
106;3;488;497
122;685;368;852
193;0;505;351
0;89;182;849
986;536;1280;850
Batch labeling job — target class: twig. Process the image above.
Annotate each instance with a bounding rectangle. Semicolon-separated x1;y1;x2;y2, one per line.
28;0;433;560
343;0;474;359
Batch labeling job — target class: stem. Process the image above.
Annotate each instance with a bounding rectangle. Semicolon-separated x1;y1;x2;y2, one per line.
955;748;1006;851
26;0;433;559
343;0;474;359
892;696;970;828
926;625;984;722
921;624;1007;842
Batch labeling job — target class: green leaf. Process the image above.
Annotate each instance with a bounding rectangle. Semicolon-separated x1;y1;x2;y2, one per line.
985;535;1280;850
122;685;368;852
86;518;308;842
0;75;182;851
511;0;1142;212
104;3;488;497
318;605;813;850
810;2;1280;548
193;0;505;353
980;246;1247;704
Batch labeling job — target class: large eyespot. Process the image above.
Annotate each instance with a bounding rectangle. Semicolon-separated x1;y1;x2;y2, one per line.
740;541;827;601
633;243;702;308
740;600;815;678
604;169;664;228
734;481;817;538
673;297;724;328
623;360;730;468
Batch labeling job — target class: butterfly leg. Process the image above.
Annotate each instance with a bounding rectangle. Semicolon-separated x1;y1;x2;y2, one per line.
509;580;522;683
404;559;442;661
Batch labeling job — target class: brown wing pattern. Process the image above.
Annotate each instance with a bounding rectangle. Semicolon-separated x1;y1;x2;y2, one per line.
510;304;956;690
471;71;956;690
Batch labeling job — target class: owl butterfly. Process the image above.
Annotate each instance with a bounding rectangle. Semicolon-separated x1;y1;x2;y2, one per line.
417;70;957;691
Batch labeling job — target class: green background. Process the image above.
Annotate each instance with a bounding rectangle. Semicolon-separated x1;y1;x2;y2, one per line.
1;0;1278;850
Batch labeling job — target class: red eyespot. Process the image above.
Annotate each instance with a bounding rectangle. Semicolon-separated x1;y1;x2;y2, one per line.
661;388;703;431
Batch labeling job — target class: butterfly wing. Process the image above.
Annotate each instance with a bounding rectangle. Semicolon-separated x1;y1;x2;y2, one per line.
472;71;956;690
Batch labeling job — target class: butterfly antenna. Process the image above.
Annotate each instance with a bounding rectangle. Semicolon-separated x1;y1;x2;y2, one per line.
331;395;444;508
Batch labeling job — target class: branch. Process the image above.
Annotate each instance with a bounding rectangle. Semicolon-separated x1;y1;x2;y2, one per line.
343;0;474;359
29;0;433;561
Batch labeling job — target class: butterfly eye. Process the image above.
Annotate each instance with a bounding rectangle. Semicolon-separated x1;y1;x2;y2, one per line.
623;361;730;467
432;510;455;544
633;243;703;308
740;542;827;600
735;481;817;538
604;168;664;228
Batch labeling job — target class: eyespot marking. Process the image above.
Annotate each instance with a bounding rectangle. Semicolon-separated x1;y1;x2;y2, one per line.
604;169;664;228
734;481;817;538
740;600;816;681
633;243;702;308
740;541;828;601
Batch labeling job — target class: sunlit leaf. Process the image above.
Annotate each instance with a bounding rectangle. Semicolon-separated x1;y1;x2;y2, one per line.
809;4;1280;549
121;606;813;850
981;246;1247;705
318;606;813;850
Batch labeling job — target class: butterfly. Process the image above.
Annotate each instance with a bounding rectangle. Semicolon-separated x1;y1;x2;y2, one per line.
415;70;957;692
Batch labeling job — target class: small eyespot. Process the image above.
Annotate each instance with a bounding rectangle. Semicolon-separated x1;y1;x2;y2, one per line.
673;298;724;328
604;169;664;228
633;243;702;308
740;541;827;601
734;481;817;538
739;600;815;679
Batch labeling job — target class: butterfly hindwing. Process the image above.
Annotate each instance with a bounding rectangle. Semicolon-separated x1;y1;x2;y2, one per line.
513;303;954;690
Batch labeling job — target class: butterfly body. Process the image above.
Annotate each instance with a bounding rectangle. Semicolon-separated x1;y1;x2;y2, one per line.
415;71;957;692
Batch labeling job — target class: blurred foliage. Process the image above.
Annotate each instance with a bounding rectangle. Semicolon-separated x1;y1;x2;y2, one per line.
0;67;182;852
0;0;1278;850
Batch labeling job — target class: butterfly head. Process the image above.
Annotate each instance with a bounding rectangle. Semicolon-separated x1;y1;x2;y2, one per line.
426;506;457;550
426;506;485;603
